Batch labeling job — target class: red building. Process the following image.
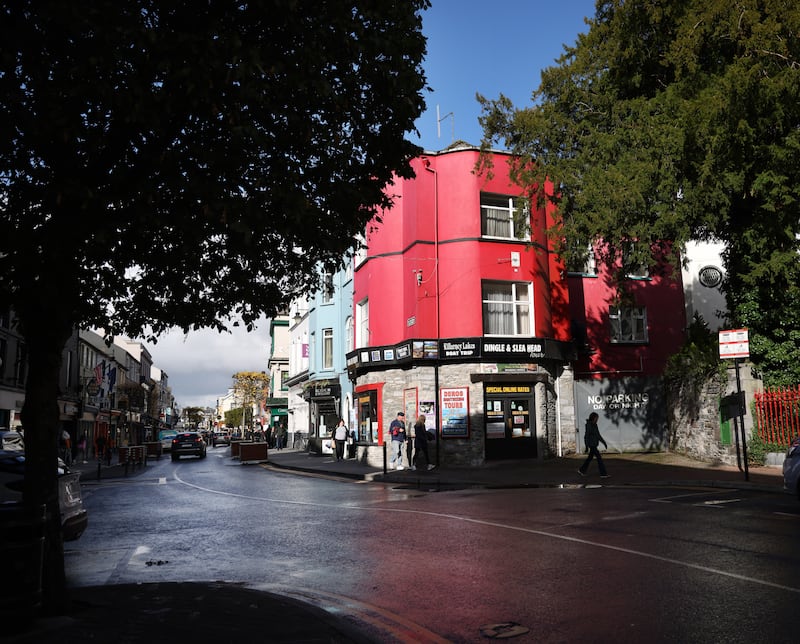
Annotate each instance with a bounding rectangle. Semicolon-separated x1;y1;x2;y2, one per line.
348;145;686;467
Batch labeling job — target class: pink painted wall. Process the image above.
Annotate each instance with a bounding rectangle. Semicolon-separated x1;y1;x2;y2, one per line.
568;247;687;378
353;149;569;346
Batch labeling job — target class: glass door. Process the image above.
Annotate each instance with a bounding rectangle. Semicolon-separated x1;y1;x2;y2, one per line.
484;387;536;460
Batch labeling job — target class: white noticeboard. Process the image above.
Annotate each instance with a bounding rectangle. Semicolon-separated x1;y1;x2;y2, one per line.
719;328;749;359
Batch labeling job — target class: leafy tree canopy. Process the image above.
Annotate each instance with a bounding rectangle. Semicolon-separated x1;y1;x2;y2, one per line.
479;0;800;384
1;0;429;342
182;406;206;427
0;0;429;611
232;370;270;427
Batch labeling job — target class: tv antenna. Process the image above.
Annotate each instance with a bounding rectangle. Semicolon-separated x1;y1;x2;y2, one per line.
437;104;454;142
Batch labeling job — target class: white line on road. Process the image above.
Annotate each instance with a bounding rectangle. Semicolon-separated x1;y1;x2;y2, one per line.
173;471;800;595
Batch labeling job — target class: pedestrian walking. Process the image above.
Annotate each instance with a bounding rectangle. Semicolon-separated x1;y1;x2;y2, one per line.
78;432;88;463
388;411;406;470
406;416;415;469
95;433;106;463
333;418;348;461
265;425;274;448
578;412;609;478
412;414;434;470
60;429;73;466
277;423;287;449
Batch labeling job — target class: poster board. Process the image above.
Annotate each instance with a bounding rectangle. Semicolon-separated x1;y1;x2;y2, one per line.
440;387;469;438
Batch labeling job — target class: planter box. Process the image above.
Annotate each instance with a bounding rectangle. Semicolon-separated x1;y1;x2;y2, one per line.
239;441;268;464
230;440;242;458
765;452;785;467
144;442;162;458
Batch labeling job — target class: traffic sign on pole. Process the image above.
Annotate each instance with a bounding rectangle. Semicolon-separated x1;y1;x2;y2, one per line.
718;328;749;359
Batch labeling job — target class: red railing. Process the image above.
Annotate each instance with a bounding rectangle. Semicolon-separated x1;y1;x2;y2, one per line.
754;385;800;446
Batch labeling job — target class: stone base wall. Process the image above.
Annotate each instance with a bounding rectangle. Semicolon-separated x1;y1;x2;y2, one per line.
666;361;761;466
355;360;569;467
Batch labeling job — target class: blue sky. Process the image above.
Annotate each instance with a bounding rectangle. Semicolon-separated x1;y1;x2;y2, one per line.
412;0;596;151
158;2;599;409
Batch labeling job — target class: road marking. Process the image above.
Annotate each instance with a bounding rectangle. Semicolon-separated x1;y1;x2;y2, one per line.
698;498;742;507
173;471;800;596
158;477;167;485
651;490;737;503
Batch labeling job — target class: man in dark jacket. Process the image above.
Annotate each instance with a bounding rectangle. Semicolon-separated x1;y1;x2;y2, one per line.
388;411;406;470
578;412;609;478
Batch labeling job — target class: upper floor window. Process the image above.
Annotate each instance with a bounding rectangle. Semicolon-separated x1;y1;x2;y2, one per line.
622;242;649;279
345;316;353;354
482;282;532;336
0;338;6;379
280;370;289;391
566;244;597;276
609;306;648;343
15;343;27;387
481;193;530;241
356;299;369;348
322;328;334;370
321;270;334;304
353;235;368;268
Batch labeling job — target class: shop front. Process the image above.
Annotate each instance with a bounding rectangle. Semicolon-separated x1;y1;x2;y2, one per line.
348;337;576;467
483;384;536;460
304;382;341;454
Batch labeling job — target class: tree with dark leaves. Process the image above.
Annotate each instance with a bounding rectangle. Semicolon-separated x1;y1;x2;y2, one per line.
479;0;800;385
0;0;429;613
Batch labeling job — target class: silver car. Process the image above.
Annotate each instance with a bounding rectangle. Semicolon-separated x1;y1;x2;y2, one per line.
783;436;800;501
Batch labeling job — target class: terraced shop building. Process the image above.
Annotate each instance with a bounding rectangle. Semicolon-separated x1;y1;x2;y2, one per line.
346;145;686;468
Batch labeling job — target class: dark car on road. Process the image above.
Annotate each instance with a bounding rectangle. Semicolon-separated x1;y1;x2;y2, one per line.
171;432;207;461
783;435;800;500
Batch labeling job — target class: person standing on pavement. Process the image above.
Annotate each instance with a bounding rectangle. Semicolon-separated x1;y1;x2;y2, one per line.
95;432;106;463
578;412;609;478
388;411;406;470
60;429;73;465
406;415;415;469
333;418;348;461
78;432;88;463
412;414;434;470
275;423;286;450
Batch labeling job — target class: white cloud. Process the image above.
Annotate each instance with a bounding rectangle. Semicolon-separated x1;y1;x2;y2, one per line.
147;319;270;409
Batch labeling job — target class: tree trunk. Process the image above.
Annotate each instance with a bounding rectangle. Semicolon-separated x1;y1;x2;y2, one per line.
20;315;72;616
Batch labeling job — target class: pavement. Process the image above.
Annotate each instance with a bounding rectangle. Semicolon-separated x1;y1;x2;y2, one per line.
7;447;787;643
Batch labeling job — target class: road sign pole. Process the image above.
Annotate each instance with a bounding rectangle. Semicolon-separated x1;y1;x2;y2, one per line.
734;358;749;481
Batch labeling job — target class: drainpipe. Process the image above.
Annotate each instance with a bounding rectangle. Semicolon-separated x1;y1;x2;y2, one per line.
424;159;441;467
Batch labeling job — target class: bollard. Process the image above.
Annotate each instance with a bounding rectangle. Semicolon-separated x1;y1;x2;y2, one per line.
96;460;101;481
383;442;387;474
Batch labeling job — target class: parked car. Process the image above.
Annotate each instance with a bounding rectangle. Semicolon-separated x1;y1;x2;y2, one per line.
0;429;25;451
0;431;88;541
171;432;207;461
159;430;178;453
783;436;800;501
212;432;231;447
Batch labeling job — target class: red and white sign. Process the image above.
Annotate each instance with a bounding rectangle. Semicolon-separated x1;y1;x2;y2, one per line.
719;328;749;359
